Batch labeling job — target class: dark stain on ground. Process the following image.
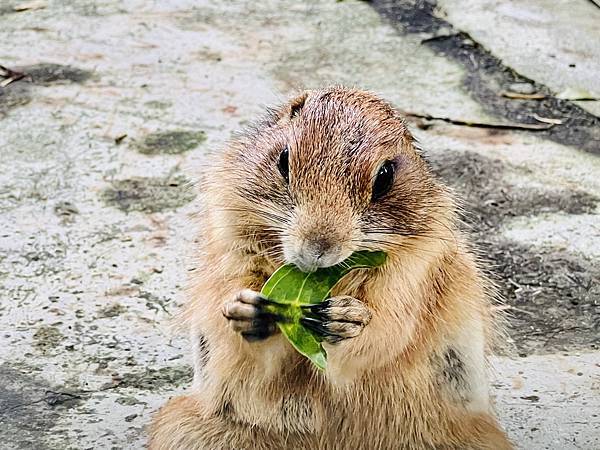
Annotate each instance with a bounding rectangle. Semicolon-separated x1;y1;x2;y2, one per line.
486;241;599;355
134;130;207;155
23;63;93;85
0;364;79;448
429;151;598;229
98;302;127;318
32;325;65;355
1;63;92;115
114;365;193;390
0;4;18;16
370;0;600;155
54;200;79;223
428;150;600;355
101;174;196;213
0;82;31;115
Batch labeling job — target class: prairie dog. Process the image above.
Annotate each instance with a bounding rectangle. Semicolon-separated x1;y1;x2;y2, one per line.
150;87;512;449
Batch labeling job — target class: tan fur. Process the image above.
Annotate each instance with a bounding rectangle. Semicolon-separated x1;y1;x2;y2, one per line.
149;87;512;449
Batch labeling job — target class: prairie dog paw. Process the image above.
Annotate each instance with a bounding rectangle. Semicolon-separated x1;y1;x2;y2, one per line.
222;289;281;342
300;296;371;344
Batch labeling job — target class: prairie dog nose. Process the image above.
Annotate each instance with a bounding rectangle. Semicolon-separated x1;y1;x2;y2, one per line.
291;236;343;272
310;237;332;259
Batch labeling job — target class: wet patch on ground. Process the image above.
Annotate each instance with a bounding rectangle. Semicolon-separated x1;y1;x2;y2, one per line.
133;130;207;155
0;364;75;449
22;63;93;85
370;0;600;154
428;150;600;355
101;174;196;213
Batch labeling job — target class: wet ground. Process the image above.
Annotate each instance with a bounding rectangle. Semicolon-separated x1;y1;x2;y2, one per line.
1;1;599;449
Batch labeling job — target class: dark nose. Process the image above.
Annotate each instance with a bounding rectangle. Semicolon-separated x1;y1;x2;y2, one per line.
312;237;332;259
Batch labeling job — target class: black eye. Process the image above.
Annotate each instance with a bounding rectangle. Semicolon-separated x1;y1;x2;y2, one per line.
278;146;290;183
372;160;395;201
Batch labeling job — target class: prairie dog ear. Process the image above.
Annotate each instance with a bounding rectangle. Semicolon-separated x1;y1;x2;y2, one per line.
277;91;311;124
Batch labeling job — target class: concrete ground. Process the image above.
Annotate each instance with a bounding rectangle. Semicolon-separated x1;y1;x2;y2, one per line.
0;0;598;449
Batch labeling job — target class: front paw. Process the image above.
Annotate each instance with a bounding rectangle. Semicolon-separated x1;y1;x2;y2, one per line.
222;289;281;342
300;296;371;344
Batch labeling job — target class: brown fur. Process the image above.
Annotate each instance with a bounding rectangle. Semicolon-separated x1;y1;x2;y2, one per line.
149;87;512;449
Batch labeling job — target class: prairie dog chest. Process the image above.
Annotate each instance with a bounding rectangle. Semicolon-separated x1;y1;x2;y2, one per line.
226;360;326;434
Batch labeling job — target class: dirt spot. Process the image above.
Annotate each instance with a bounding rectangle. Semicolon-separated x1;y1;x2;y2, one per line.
138;290;171;314
101;174;196;213
0;82;31;114
32;325;65;354
133;130;207;155
428;150;600;355
192;48;223;62
370;0;600;155
98;303;127;318
1;63;91;115
144;100;173;110
115;365;193;391
22;63;93;85
53;201;79;223
116;395;147;406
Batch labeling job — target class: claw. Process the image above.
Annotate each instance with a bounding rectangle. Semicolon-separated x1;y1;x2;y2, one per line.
299;296;370;344
300;317;337;339
301;299;331;313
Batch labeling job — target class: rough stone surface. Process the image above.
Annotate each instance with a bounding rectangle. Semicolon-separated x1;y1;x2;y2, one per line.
1;1;598;449
439;0;600;116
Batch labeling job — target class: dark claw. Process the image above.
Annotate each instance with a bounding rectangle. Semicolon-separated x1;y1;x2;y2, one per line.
300;317;334;338
300;297;370;344
301;316;343;344
300;301;362;325
301;300;331;315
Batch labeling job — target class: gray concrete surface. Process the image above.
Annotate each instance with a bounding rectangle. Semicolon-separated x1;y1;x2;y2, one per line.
439;0;600;116
0;1;598;449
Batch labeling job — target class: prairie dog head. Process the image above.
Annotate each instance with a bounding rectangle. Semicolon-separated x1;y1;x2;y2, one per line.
207;87;453;272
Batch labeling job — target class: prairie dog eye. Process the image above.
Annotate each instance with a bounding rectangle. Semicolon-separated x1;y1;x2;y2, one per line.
372;160;395;201
278;146;290;183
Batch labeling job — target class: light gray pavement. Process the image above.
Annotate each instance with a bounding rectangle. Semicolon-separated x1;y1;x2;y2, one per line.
0;1;598;449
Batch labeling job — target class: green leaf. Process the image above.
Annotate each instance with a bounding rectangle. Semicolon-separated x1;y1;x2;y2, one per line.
260;250;386;370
